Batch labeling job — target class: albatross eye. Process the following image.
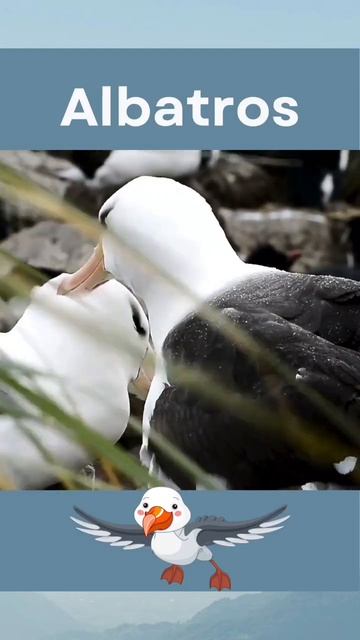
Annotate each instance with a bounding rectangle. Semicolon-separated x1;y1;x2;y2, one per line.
143;502;149;509
172;503;178;510
131;303;147;337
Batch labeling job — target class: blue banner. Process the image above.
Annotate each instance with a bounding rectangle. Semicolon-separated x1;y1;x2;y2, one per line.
0;49;358;149
0;490;358;591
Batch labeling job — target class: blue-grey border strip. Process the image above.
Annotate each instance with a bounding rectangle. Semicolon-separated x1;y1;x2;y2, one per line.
0;48;358;149
0;490;358;591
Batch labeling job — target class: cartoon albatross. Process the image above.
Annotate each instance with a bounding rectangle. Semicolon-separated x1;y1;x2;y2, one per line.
71;487;290;590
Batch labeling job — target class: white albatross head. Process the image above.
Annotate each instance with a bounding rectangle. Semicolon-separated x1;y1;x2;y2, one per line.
98;176;238;291
19;274;152;394
134;487;191;535
58;177;243;348
60;176;240;299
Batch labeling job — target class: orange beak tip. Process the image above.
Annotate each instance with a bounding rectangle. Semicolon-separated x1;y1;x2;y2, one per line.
142;513;157;537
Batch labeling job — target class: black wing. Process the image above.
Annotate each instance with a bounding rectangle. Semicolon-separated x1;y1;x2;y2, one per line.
150;280;360;488
70;507;150;550
186;506;290;547
225;270;360;349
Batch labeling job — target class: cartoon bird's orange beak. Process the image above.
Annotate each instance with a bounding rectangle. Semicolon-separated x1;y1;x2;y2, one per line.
57;244;110;296
142;506;173;536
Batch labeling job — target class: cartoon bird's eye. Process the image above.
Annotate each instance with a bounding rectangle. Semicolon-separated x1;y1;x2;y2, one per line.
172;503;178;510
143;502;149;509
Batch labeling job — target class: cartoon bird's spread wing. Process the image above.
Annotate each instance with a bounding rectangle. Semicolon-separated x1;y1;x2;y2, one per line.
186;506;290;547
70;507;150;550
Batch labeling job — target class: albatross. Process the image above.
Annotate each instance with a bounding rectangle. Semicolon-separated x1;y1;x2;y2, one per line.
0;272;151;488
60;177;360;489
58;150;218;189
71;486;290;590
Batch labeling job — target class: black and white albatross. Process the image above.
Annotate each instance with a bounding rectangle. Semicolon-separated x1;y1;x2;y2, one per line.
60;177;360;489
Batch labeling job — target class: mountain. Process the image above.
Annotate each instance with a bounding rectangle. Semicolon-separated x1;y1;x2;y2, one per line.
186;592;359;640
44;593;238;629
48;592;359;640
0;593;83;640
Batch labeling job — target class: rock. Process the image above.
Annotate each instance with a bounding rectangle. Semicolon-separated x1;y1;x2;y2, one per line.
0;151;74;239
0;150;355;282
0;221;94;330
64;180;106;216
0;150;75;194
218;207;349;271
0;151;102;241
0;220;94;274
183;152;277;210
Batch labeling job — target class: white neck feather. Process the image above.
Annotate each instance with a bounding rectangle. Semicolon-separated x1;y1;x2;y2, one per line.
104;176;268;350
110;236;263;350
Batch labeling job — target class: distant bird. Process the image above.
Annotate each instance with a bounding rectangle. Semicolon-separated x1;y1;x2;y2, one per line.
0;272;151;488
71;486;290;590
231;151;343;208
61;177;360;490
57;150;218;190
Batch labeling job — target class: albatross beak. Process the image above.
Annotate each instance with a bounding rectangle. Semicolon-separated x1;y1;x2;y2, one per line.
142;506;173;536
130;345;155;400
57;244;110;296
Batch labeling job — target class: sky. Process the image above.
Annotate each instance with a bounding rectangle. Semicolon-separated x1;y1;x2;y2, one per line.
0;0;359;48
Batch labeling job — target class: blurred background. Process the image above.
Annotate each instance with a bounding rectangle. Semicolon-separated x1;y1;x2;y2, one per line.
2;149;360;336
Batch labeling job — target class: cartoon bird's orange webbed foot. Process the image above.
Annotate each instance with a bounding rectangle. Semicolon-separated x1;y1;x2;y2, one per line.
209;560;232;591
161;564;185;585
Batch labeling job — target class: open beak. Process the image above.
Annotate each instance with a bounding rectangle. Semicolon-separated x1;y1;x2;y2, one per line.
57;244;110;296
142;506;173;536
